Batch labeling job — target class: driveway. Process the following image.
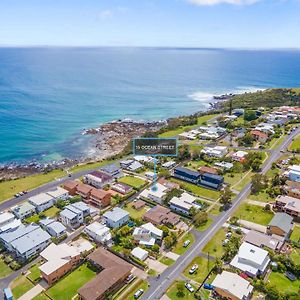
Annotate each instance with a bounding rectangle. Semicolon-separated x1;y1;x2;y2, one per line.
18;283;45;300
146;258;168;274
162;251;180;261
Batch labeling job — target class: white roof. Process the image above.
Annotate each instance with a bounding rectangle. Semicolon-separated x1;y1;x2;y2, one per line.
85;222;110;236
39;243;79;275
139;183;168;199
212;271;253;300
141;222;163;238
103;207;129;222
131;247;148;261
162;161;176;168
145;171;155;177
170;192;197;210
134;155;154;163
289;165;300;173
46;187;69;198
0;219;21;233
0;212;15;225
233;151;248;158
28;193;53;206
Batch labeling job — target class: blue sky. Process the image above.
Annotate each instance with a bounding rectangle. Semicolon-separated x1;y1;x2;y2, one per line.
0;0;299;48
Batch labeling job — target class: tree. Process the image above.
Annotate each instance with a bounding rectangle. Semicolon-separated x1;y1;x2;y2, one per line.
239;133;254;147
160;225;170;237
219;186;233;208
189;206;197;216
177;145;191;161
222;236;241;261
151;244;160;253
55;199;66;209
251;174;268;194
164;188;183;205
158;169;171;179
193;212;208;227
244;109;258;121
176;281;185;298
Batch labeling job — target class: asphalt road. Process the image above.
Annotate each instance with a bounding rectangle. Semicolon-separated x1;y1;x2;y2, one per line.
142;128;300;300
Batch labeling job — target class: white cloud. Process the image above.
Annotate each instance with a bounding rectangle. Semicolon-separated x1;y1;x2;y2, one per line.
99;10;113;19
187;0;260;5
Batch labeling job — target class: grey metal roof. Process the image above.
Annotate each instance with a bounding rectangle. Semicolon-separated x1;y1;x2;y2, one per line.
12;202;35;215
100;163;120;174
47;221;66;234
103;207;129;222
11;227;51;254
268;213;293;233
0;224;38;243
60;208;77;219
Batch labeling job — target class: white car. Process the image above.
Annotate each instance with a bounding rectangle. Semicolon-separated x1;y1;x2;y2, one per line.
226;232;232;238
183;240;190;247
134;289;144;299
222;239;229;246
185;282;194;293
189;264;198;274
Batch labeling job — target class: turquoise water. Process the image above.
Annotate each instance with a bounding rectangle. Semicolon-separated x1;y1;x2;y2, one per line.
0;47;300;163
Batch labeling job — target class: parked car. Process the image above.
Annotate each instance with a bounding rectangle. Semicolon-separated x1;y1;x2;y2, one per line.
189;264;198;274
183;240;190;247
125;274;135;283
286;271;297;281
134;289;144;299
203;283;214;290
222;239;229;246
185;282;194;293
226;232;232;238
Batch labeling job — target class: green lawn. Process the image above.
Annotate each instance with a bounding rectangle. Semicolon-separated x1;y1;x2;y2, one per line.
224;172;248;186
209;204;222;216
196;218;213;232
27;264;41;282
268;272;300;295
167;281;196;300
160;256;175;266
70;159;115;173
269;134;287;150
290;225;300;243
203;228;226;258
25;214;41;224
44;206;61;218
124;202;149;220
233;203;274;225
159;114;216;138
183;256;214;283
46;263;96;300
173;232;195;255
289;134;300;151
248;190;274;203
0;169;67;203
11;276;34;299
0;257;12;278
290;248;300;265
196;272;217;300
115;279;148;300
118;176;146;189
232;171;253;191
170;179;220;200
32;293;49;300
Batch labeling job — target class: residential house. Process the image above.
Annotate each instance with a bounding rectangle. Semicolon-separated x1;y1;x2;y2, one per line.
198;166;218;175
201;146;228;158
83;171;113;189
244;230;284;252
274;195;300;218
39;243;81;285
230;242;270;277
0;212;21;233
231;151;248;163
173;166;200;184
250;130;268;143
120;159;143;172
212;271;253;300
145;171;155;180
284;181;300;199
11;202;36;220
76;183;93;200
133;222;163;247
255;123;275;134
103;207;129;228
199;173;224;190
158;178;180;190
39;218;67;238
111;182;133;195
100;163;123;178
46;187;69;201
143;205;180;227
0;223;51;261
131;247;148;261
78;248;132;300
89;188;111;208
63;180;79;196
214;162;233;170
139;183;168;204
169;192;200;215
267;213;293;238
288;165;300;183
161;161;176;169
132;200;146;210
178;131;198;140
84;222;111;244
28;193;55;213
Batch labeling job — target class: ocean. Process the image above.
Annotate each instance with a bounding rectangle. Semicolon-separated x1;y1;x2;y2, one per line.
0;47;300;164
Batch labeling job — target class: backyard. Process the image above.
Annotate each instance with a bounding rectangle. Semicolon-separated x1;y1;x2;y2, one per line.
46;263;97;300
233;203;274;225
124;202;150;220
170;179;220;200
27;263;41;282
290;225;300;243
268;271;300;295
44;206;61;218
202;228;227;259
0;257;12;278
118;176;146;189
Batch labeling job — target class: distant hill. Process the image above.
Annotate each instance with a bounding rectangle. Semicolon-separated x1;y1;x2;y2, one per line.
221;88;300;110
